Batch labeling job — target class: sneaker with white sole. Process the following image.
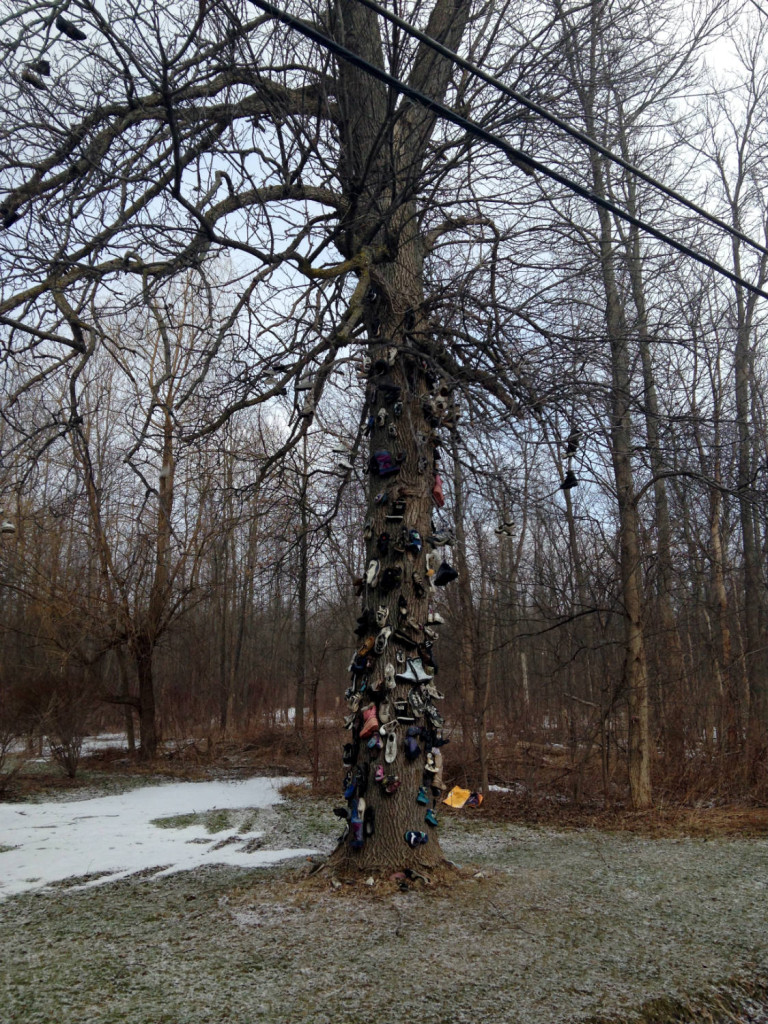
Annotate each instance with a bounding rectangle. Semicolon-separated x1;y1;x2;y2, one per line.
374;625;392;654
366;559;381;587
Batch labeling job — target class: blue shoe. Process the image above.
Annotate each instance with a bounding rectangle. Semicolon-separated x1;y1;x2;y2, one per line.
406;529;422;556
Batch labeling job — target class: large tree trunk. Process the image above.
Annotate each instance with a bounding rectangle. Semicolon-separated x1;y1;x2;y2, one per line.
330;341;449;871
330;259;452;873
328;0;470;873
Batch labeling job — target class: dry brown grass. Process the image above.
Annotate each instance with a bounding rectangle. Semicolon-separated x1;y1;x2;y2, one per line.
228;857;495;905
6;723;767;841
479;792;768;838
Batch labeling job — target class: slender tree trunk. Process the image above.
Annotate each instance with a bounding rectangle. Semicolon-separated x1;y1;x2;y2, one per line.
592;185;652;809
708;493;736;732
559;0;652;808
622;204;686;762
734;298;766;733
606;309;652;810
218;542;231;734
134;632;157;760
451;435;477;764
295;437;309;734
133;407;175;760
116;647;136;754
478;615;494;797
695;381;747;755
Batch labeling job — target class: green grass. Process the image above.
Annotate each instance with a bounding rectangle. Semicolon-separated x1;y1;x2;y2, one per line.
5;777;768;1024
150;812;201;830
150;808;261;834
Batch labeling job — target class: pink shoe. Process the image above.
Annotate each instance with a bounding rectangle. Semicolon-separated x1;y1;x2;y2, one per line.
359;704;380;739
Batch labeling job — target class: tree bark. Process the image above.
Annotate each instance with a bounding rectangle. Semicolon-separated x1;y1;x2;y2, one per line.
621;191;686;761
451;434;477;766
590;166;652;810
134;632;157;761
115;647;136;754
327;0;471;872
559;0;652;808
295;437;309;734
734;291;767;732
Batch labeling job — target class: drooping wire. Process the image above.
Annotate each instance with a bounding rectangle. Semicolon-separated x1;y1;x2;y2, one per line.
746;0;768;20
249;0;768;301
354;0;768;262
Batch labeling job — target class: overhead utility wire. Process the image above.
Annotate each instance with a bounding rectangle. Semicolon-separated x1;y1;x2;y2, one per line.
746;0;768;20
355;0;768;261
249;0;768;301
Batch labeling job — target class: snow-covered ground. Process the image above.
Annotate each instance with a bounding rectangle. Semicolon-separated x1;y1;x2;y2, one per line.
80;732;130;753
0;777;318;900
9;731;130;756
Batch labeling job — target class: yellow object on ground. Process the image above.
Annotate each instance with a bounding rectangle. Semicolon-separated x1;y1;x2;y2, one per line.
443;786;471;808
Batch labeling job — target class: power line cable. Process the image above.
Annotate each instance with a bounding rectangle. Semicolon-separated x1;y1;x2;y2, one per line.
249;0;768;300
746;0;768;20
354;0;768;261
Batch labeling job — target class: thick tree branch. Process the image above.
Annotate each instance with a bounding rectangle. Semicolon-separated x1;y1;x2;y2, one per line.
422;214;497;252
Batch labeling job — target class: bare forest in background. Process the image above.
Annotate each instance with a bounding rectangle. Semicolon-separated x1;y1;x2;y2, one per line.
1;0;768;813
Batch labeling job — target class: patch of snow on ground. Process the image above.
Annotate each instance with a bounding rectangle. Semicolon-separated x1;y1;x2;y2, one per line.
10;732;129;755
0;777;317;900
80;732;129;753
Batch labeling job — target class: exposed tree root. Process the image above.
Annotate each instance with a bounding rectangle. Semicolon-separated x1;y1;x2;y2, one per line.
299;847;469;893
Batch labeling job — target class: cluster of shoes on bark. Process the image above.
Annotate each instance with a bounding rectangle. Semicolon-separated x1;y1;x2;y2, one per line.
337;327;460;851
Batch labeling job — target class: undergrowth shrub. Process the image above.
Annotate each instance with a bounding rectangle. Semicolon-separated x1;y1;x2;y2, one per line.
44;682;94;779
